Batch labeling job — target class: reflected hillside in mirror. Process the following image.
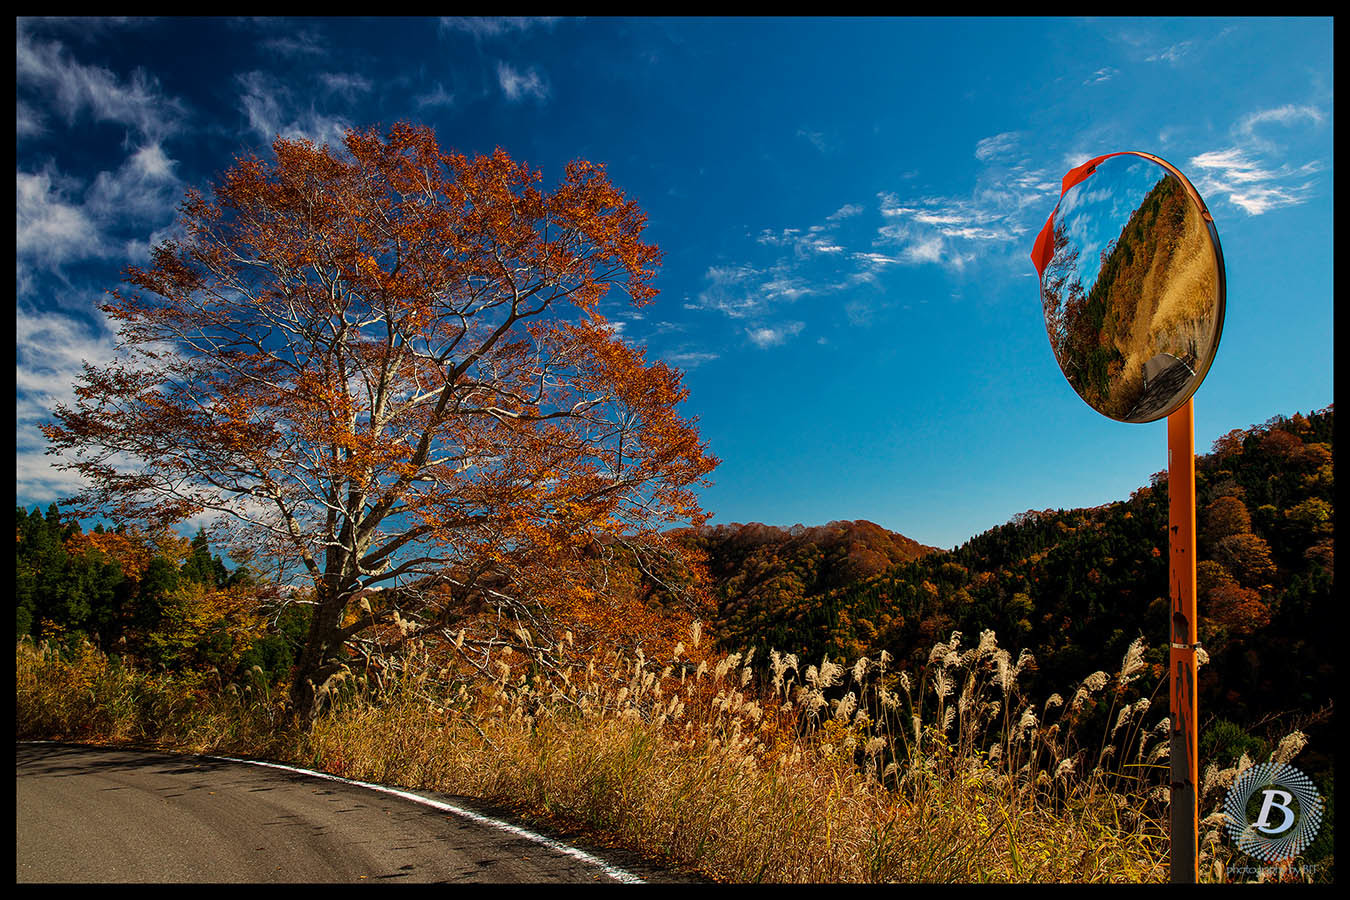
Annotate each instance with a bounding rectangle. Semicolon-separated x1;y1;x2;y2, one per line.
1040;156;1221;422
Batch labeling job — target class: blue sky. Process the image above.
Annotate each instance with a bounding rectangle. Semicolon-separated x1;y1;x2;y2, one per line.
16;17;1334;550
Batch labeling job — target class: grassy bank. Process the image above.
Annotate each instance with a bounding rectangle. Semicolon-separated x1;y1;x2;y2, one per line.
16;631;1316;883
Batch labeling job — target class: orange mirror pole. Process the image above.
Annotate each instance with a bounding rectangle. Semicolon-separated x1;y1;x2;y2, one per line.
1168;397;1199;883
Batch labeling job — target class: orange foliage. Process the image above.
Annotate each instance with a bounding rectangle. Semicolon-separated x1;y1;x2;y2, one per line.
1206;580;1271;635
1202;495;1251;543
65;528;188;583
43;122;718;718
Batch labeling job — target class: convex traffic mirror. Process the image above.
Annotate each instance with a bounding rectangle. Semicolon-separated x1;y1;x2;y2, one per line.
1033;152;1226;423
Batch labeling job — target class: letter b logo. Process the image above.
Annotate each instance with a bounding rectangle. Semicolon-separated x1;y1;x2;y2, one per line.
1224;763;1324;862
1252;789;1295;834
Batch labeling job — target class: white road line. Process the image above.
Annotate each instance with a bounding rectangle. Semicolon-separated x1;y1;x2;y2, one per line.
207;754;646;884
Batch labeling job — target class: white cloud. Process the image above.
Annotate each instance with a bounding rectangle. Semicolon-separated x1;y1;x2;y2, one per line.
1187;104;1327;215
319;72;374;99
16;100;45;139
797;129;829;153
760;275;814;300
1237;104;1325;151
758;226;846;256
1146;40;1193;64
705;264;760;284
1239;104;1323;132
415;82;456;108
873;176;1039;270
693;147;1057;340
853;251;903;268
15;24;185;142
1188;148;1319;215
259;28;327;58
237;70;354;148
694;268;769;319
974;131;1020;162
15;303;123;503
903;235;945;265
826;203;863;220
17;141;182;294
746;321;804;349
16;168;106;295
238;71;287;139
16;169;103;263
694;258;830;321
85;142;181;221
497;62;549;102
1085;67;1118;85
662;349;720;368
440;17;562;39
756;227;800;246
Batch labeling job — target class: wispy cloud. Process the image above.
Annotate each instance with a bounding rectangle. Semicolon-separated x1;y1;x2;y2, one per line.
873;174;1049;269
236;70;354;147
756;225;846;256
318;72;373;100
440;17;561;39
87;142;180;219
15;23;186;142
826;203;864;221
259;27;327;58
1189;104;1327;215
746;321;804;349
1188;149;1320;215
17;141;182;295
869;132;1059;272
15;303;121;503
496;62;549;102
693;264;779;319
415;82;456;108
974;131;1019;162
1084;66;1118;85
1237;104;1324;150
686;132;1061;347
662;348;720;368
1146;40;1193;64
16;168;107;294
797;129;829;153
16;100;45;139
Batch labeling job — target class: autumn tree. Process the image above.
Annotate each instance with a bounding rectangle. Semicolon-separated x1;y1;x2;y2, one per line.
44;123;717;720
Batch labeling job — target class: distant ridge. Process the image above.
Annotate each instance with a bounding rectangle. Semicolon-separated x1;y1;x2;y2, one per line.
674;519;938;654
692;519;937;575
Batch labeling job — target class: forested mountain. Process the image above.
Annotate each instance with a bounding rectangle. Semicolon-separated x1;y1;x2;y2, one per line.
693;406;1332;775
677;519;937;657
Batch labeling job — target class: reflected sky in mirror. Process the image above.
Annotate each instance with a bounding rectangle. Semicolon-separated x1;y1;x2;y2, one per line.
1055;157;1164;293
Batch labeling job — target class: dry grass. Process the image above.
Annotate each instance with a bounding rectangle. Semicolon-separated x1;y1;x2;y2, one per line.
1118;198;1219;387
15;629;1324;883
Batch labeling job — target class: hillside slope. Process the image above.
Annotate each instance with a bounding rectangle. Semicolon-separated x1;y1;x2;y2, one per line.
700;407;1333;776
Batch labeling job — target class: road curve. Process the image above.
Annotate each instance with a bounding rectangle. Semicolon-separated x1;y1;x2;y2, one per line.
17;742;693;883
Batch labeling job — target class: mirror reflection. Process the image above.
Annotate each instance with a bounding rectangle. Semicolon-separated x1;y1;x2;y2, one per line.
1040;153;1225;423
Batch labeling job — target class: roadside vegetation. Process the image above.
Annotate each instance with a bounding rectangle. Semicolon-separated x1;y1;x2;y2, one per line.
15;622;1325;883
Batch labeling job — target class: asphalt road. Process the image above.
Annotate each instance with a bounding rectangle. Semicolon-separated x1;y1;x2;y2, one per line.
16;742;694;883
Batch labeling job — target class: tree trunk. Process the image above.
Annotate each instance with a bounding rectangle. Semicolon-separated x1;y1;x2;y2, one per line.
289;590;348;723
